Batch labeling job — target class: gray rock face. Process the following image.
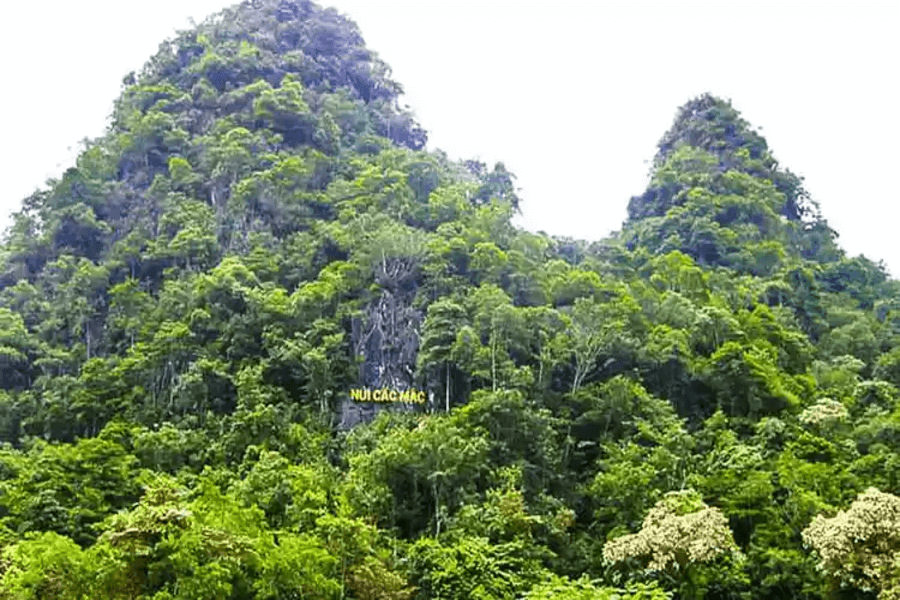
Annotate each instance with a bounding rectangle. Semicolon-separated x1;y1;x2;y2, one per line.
338;262;424;430
337;397;378;430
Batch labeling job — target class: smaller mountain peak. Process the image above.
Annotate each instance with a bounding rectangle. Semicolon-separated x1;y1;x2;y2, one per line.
620;94;837;272
653;93;769;170
628;93;817;226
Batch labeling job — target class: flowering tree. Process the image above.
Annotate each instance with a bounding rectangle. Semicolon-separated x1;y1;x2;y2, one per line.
803;487;900;599
799;397;849;428
603;489;741;595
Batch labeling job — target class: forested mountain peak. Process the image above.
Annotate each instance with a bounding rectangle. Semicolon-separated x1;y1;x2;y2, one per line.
2;2;900;599
129;0;426;147
0;0;526;437
620;93;851;274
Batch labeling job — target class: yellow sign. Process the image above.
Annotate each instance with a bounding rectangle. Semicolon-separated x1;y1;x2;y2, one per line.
350;388;427;404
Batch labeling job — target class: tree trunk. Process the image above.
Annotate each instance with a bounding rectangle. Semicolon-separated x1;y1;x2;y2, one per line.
433;481;442;537
491;333;497;392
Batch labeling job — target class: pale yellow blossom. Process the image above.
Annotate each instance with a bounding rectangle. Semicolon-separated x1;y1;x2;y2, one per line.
803;487;900;598
603;490;738;573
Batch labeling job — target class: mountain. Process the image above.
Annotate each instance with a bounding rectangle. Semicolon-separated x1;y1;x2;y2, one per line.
622;93;833;266
2;1;900;598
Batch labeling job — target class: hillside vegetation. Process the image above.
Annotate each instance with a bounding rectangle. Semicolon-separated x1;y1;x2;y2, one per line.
2;1;900;598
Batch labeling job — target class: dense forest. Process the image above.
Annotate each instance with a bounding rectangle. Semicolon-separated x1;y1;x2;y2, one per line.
2;1;900;598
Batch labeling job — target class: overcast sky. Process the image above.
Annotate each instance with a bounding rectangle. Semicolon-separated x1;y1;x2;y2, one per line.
1;1;898;274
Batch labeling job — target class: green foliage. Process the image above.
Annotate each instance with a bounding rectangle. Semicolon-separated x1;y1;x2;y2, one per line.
525;575;672;599
703;340;805;420
0;532;93;599
0;433;141;545
344;415;489;538
406;535;546;600
0;4;897;599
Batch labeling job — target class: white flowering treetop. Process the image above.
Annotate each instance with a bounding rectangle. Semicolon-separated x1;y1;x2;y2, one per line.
602;489;739;575
803;487;900;599
799;397;849;428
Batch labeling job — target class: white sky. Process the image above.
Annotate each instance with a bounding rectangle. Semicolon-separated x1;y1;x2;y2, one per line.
1;1;898;275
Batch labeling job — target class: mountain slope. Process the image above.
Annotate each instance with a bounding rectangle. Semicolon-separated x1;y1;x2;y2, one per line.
2;2;900;599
